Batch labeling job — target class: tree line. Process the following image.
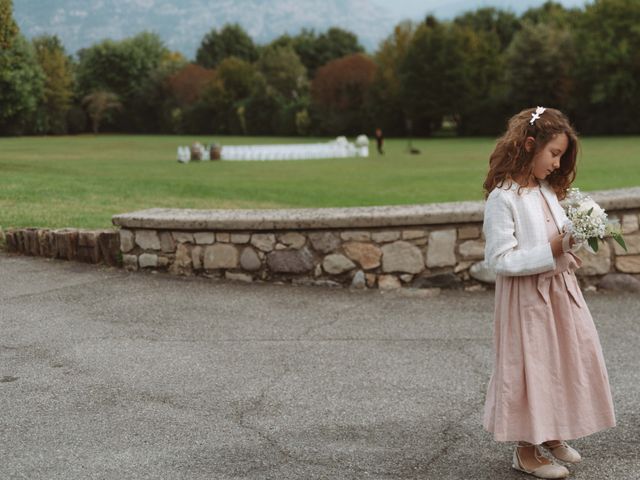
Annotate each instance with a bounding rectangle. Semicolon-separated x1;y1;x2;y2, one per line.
1;0;639;137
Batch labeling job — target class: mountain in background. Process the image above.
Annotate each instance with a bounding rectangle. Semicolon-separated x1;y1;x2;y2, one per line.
13;0;397;58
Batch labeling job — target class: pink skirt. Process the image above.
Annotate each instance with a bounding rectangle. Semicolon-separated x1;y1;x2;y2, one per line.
482;252;616;444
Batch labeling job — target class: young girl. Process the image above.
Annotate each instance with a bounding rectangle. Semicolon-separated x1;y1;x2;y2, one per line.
481;107;616;479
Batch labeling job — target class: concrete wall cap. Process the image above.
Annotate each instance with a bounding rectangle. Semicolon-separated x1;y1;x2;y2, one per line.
111;187;640;231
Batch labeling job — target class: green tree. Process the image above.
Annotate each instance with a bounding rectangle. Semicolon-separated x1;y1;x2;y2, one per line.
32;35;74;134
0;0;18;49
196;57;264;134
138;50;188;133
270;27;363;76
196;24;258;68
256;45;308;100
252;45;310;135
572;0;640;133
449;23;508;135
521;1;581;29
400;17;468;136
76;32;169;131
454;7;520;51
368;21;416;135
0;35;44;134
82;90;122;133
504;22;576;113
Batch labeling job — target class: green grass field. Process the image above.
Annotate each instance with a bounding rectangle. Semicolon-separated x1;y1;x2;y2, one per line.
1;134;639;229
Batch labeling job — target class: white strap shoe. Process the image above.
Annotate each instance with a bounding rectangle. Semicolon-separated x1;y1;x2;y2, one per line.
541;440;582;463
512;445;570;479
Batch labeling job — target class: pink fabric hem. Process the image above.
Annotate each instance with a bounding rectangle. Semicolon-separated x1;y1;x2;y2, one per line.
483;414;616;444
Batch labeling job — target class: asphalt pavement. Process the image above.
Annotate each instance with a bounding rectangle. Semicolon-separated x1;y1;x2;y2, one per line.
1;252;638;480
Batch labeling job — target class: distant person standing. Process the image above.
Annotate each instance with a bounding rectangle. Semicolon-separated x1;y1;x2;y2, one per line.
375;128;384;155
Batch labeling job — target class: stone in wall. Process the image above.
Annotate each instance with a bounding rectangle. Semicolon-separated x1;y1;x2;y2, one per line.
426;229;457;268
372;231;400;243
309;232;340;253
240;247;261;271
378;275;401;290
458;240;485;260
204;244;239;269
622;214;639;234
343;242;382;270
615;255;640;273
194;232;215;244
279;232;306;249
365;273;377;288
402;229;426;240
172;231;194;243
216;233;230;242
351;270;366;289
575;242;611;275
135;230;160;250
251;233;276;252
231;233;251;244
458;226;481;240
123;254;138;271
169;243;192;275
139;253;158;268
267;247;314;273
341;231;371;241
159;231;175;253
381;241;424;274
120;229;135;252
323;254;356;274
192;246;203;270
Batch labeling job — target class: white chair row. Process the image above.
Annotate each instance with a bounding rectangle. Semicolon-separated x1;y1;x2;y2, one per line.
177;137;370;163
220;143;368;161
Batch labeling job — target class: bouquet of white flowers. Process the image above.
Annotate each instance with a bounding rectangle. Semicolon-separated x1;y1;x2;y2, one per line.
563;188;627;253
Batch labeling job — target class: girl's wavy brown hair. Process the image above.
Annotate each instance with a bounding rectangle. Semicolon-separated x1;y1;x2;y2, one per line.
482;107;579;200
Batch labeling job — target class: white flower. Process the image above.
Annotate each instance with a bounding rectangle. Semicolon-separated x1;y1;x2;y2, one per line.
577;199;606;219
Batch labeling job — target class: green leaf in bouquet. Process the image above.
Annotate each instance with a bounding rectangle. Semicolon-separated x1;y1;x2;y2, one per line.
587;207;593;215
612;232;627;252
588;237;599;252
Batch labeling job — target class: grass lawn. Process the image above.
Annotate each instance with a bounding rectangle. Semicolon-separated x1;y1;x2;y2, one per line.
1;134;639;229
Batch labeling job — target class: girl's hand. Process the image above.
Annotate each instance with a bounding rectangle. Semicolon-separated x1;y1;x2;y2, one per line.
551;232;577;257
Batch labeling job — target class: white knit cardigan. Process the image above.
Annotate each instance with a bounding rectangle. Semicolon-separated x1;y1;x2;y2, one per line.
483;178;570;276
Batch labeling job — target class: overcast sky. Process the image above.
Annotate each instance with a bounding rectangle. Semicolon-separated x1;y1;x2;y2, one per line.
373;0;589;22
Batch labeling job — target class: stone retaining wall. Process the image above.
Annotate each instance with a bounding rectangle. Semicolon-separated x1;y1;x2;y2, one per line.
4;187;640;290
109;187;640;290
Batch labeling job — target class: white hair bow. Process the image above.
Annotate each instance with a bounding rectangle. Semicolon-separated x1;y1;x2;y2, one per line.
530;106;546;125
